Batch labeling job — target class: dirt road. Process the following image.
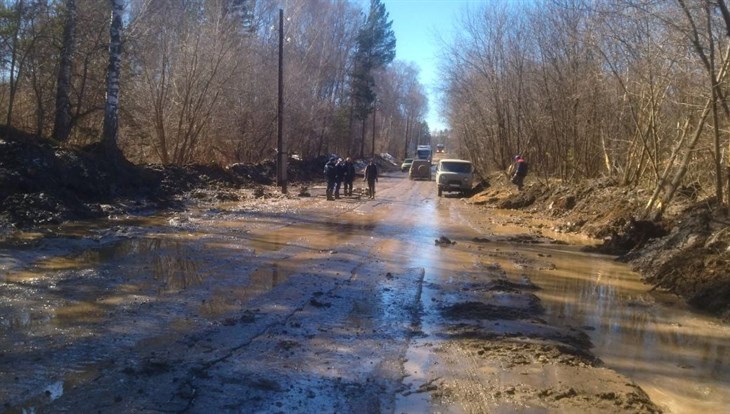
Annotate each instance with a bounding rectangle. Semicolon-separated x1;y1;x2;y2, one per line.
1;170;660;413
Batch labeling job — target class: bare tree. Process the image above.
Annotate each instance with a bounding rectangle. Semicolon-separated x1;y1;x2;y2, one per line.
52;0;76;142
439;0;730;218
124;0;242;164
5;0;24;126
0;0;425;167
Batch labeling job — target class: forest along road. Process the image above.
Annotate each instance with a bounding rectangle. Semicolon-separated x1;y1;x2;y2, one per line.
2;171;662;413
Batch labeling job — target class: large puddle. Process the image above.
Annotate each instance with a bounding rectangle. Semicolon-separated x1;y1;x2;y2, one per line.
518;244;730;413
393;198;730;414
1;188;729;413
466;209;730;414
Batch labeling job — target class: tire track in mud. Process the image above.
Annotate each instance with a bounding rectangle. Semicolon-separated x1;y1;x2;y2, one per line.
402;197;662;413
401;253;660;413
181;248;427;412
45;189;430;413
173;184;422;412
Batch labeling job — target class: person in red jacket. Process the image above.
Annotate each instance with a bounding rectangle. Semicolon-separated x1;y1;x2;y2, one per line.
511;155;528;191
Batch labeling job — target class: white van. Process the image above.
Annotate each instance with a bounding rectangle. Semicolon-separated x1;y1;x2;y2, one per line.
436;159;474;197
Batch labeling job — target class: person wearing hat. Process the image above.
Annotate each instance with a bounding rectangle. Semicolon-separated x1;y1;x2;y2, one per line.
510;154;528;191
324;157;337;200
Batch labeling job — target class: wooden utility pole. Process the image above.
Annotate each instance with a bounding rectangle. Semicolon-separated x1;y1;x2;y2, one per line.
277;9;287;193
371;100;376;158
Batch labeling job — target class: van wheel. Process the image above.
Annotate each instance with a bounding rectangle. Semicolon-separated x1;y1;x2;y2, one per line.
438;187;442;197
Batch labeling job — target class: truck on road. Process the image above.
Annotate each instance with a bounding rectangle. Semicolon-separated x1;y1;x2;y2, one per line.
416;145;432;162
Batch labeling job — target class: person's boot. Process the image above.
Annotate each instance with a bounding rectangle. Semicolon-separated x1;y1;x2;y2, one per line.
326;189;332;200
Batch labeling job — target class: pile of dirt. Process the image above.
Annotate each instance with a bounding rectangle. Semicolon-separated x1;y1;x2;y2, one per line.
0;131;154;227
471;172;730;319
0;130;396;230
0;131;307;229
623;203;730;318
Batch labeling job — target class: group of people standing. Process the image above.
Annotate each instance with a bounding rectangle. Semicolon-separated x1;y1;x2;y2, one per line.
324;154;525;199
324;157;378;200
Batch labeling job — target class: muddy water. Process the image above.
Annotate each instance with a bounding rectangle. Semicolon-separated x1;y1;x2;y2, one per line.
454;209;730;414
1;175;729;413
522;245;730;413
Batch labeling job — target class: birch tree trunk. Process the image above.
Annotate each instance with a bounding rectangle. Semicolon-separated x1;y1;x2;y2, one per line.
101;0;124;154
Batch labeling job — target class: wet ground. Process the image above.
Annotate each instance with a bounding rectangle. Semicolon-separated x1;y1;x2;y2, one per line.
1;171;728;413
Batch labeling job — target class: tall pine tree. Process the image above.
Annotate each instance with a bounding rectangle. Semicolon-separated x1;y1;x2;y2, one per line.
351;0;395;157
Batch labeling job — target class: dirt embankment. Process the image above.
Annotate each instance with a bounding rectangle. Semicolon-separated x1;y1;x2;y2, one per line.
0;131;332;232
470;172;730;320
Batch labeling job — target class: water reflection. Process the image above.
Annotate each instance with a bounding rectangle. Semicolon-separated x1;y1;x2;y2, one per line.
405;198;730;414
249;231;289;252
0;308;52;328
53;302;107;327
199;262;292;318
150;244;201;291
245;217;377;253
96;237;203;291
513;244;730;413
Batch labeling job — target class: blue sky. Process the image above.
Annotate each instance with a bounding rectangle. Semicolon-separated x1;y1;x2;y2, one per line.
383;0;488;131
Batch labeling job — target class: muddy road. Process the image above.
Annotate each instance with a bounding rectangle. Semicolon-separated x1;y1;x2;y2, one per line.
2;170;729;413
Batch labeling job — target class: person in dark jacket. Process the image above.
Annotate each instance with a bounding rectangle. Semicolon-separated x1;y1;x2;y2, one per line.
510;154;528;191
324;157;337;200
334;158;346;199
363;159;378;199
343;157;356;196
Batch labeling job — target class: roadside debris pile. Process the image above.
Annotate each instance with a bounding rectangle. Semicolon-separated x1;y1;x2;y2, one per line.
0;132;329;229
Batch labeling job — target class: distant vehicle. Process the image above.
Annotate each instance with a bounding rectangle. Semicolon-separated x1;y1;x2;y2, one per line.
436;144;444;153
409;159;432;181
401;158;413;172
436;159;474;197
416;145;432;162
